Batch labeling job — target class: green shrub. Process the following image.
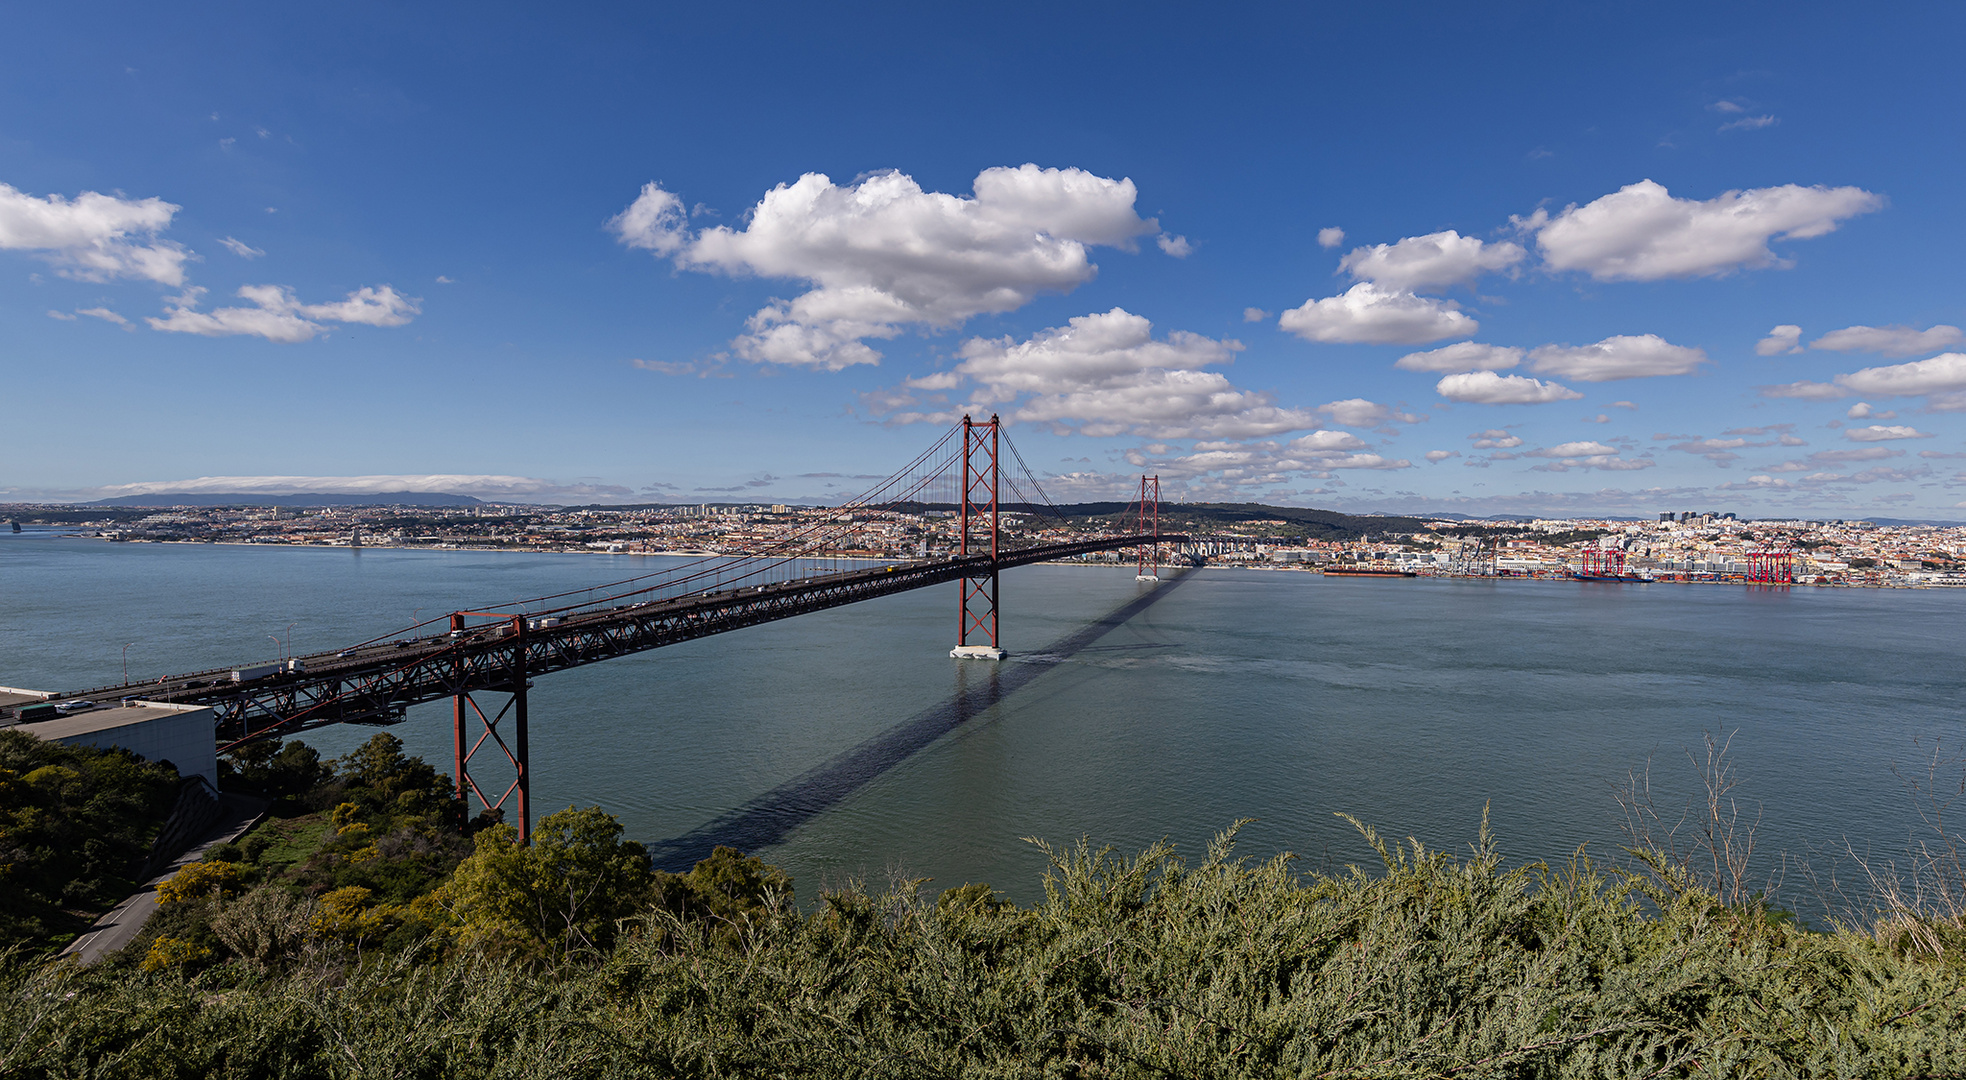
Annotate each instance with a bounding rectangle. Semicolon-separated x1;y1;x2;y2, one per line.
217;738;331;802
8;819;1966;1078
0;730;179;951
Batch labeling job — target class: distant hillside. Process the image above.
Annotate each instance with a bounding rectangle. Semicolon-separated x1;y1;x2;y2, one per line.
1861;517;1966;528
1115;502;1430;539
87;492;487;508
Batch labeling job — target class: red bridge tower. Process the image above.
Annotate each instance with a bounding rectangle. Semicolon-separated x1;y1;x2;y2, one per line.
951;414;1006;660
1136;475;1161;581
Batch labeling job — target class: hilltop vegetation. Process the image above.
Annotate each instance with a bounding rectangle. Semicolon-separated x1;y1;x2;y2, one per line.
0;731;181;952
7;819;1966;1077
7;736;1966;1076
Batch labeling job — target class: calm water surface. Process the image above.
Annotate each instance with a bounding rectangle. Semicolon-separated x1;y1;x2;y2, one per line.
3;531;1961;907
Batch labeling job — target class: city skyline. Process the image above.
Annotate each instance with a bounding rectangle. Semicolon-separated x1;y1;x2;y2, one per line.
5;3;1965;518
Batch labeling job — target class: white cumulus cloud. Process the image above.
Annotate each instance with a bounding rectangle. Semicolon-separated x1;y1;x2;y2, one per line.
148;284;419;343
0;182;192;285
1293;429;1372;452
1844;425;1933;442
1516;179;1882;281
1436;371;1583;405
1811;324;1964;357
1524;441;1654;472
1834;353;1966;396
1529;441;1619;458
1468;429;1523;449
1337;230;1525;292
1395;341;1524;372
301;286;421;326
619;165;1159;370
1279;283;1476;345
1756;325;1803;356
882;307;1314;440
608;182;690;256
1156;233;1192;257
1317;227;1345;249
1316;398;1419;428
1124;436;1411;491
1527;334;1707;381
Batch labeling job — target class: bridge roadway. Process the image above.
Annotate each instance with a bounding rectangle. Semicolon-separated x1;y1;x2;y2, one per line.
52;533;1180;745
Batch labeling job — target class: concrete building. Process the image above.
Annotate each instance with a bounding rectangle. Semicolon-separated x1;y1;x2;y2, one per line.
10;700;217;786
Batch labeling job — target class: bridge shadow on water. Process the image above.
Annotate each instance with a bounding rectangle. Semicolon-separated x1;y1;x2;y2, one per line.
644;569;1193;871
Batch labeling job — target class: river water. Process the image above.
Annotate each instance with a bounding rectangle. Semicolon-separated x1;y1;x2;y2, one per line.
4;531;1961;909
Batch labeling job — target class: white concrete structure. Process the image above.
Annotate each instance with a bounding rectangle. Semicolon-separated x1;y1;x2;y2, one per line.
0;685;53;712
17;701;217;786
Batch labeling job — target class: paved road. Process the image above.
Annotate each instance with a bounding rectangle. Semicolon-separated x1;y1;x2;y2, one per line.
62;793;271;964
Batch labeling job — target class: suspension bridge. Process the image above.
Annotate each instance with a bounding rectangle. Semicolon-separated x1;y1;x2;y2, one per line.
37;416;1198;840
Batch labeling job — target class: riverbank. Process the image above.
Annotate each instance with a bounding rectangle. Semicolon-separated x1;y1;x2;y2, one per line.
33;530;1952;589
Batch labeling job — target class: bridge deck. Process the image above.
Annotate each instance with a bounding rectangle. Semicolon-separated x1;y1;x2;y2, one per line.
45;534;1179;744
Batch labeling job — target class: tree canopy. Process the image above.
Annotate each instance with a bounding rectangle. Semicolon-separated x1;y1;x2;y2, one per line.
0;730;180;951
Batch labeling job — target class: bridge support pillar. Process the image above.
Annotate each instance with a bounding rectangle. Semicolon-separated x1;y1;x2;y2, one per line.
1136;475;1161;582
953;413;1005;660
452;615;532;842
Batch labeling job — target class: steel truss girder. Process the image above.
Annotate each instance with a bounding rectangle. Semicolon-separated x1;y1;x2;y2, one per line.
64;534;1176;747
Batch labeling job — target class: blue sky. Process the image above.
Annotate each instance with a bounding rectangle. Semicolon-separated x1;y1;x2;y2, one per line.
5;2;1964;517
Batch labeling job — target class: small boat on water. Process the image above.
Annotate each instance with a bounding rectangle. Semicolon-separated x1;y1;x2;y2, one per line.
1323;567;1417;578
1570;572;1652;583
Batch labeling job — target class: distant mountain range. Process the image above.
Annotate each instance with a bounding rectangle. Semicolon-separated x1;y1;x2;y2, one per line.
86;492;487;508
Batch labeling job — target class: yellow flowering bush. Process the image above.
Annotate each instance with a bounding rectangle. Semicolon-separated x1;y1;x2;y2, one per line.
139;935;211;972
155;860;242;905
312;885;400;943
